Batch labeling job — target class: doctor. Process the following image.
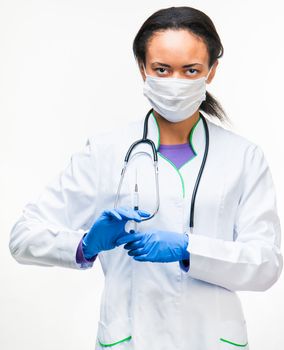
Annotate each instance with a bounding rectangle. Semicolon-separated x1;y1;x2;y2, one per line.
9;6;282;350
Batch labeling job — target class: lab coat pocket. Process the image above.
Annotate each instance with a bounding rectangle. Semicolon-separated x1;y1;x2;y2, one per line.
96;316;132;349
219;320;249;349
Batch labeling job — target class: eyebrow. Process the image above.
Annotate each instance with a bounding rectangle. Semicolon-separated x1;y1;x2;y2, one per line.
151;62;203;68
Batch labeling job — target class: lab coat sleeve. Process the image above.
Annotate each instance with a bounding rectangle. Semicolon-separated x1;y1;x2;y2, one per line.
9;138;99;270
184;144;283;291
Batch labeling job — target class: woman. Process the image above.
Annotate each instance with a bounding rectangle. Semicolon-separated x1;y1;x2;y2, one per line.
9;6;282;350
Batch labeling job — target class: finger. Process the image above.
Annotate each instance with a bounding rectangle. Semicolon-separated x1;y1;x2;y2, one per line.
124;240;144;250
116;232;144;246
115;207;144;222
103;209;122;220
128;246;148;256
133;254;148;261
120;207;143;221
116;232;143;246
137;209;151;217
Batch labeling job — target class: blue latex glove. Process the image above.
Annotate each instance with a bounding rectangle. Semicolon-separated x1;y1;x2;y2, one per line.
115;229;189;263
82;207;151;259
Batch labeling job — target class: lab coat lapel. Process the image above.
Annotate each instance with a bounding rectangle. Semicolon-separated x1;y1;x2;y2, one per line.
177;112;209;192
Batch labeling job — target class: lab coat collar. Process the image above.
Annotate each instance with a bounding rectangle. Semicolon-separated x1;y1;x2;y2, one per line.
146;109;206;156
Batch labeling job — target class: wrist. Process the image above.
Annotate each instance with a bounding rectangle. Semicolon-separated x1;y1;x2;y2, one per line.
76;238;97;265
82;234;100;258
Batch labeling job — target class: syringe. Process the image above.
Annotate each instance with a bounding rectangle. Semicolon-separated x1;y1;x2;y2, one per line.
133;169;139;233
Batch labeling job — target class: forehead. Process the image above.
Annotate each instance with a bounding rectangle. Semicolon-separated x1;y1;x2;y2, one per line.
146;29;209;65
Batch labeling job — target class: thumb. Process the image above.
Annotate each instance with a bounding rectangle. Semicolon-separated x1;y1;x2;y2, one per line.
137;210;151;217
116;232;143;246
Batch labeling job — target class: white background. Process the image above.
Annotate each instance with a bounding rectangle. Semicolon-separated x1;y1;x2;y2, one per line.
1;1;284;349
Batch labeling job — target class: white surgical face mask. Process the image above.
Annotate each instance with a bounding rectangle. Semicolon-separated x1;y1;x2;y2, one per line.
142;65;212;123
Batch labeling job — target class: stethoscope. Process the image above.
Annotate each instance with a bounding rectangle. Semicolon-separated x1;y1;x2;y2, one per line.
114;107;209;233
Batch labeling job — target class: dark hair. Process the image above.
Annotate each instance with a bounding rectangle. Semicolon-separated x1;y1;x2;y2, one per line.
133;6;229;124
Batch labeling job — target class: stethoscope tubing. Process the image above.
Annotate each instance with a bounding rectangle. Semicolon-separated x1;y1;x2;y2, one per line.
117;107;209;231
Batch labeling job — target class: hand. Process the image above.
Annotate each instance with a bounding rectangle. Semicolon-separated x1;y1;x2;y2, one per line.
82;207;151;259
115;229;189;263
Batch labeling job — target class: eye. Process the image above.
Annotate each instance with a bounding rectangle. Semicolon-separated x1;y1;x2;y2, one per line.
186;68;199;76
153;68;169;75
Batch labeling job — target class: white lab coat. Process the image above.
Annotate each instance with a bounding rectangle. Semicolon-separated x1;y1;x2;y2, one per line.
9;111;283;350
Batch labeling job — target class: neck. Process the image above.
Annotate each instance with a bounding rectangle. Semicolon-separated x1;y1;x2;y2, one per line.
153;110;200;145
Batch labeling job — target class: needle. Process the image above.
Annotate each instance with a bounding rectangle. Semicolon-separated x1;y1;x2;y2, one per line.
133;168;139;233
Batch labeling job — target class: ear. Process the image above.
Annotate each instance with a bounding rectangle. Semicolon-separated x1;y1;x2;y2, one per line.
206;59;219;84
